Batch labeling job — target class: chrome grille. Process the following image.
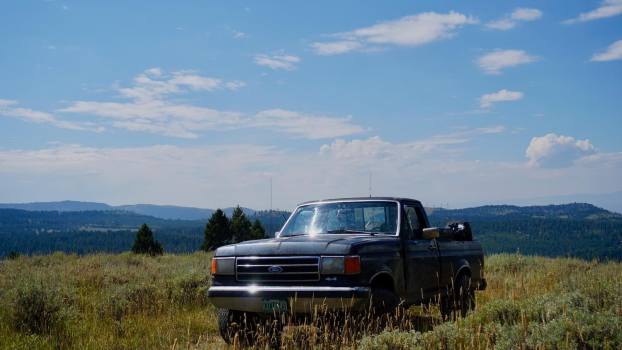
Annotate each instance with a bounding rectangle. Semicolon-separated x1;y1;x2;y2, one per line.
236;256;320;282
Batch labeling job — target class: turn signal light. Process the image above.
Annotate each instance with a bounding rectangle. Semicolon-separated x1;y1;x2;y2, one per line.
211;259;217;274
344;255;361;275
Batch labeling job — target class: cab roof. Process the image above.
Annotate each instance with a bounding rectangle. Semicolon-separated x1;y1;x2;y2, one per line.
297;197;421;206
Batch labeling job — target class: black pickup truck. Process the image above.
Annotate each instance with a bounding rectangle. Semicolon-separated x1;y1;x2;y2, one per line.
208;197;486;344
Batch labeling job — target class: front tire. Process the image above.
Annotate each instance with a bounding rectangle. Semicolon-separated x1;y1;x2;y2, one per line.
369;288;400;315
217;309;258;345
218;309;283;348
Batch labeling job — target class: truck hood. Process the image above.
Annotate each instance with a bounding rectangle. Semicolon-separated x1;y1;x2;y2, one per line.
214;234;393;256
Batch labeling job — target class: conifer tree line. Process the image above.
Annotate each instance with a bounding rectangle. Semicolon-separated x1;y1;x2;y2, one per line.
201;206;266;251
130;206;267;255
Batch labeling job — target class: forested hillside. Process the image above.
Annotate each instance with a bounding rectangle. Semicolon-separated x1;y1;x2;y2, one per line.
0;203;620;259
428;203;622;260
0;209;290;257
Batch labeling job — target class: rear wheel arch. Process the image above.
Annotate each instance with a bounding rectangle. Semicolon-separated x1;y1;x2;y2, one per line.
454;262;471;282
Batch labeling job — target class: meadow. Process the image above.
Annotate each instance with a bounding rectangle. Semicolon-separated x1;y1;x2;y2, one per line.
0;252;620;349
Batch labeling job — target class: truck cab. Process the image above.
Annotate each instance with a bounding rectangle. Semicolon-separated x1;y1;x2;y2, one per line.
208;197;486;344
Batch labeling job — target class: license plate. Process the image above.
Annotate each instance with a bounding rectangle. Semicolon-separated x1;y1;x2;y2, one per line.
261;298;288;313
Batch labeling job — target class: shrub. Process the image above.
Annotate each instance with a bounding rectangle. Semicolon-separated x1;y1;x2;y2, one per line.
6;251;20;260
11;284;70;336
358;330;424;350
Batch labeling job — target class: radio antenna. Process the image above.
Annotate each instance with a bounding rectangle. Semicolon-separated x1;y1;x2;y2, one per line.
269;177;273;236
368;171;372;197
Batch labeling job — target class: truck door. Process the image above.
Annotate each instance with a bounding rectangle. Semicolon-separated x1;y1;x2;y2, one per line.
402;203;441;302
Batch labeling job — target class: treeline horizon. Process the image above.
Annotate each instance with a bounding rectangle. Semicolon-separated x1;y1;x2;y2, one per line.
1;203;621;260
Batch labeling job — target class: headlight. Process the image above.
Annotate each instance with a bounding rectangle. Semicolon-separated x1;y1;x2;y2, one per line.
321;256;344;274
321;255;361;275
211;257;235;275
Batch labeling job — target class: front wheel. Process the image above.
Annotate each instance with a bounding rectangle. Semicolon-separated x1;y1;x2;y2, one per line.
369;288;400;315
218;309;282;348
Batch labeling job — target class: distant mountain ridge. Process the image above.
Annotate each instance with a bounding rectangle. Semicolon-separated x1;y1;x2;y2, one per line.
0;201;254;220
427;203;621;222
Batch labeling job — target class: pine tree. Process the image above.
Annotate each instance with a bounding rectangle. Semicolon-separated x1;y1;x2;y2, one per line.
131;223;164;256
230;206;252;243
201;209;230;251
251;219;266;240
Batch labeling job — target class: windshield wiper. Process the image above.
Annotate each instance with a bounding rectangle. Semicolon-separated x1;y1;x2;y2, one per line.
280;233;308;237
326;229;373;235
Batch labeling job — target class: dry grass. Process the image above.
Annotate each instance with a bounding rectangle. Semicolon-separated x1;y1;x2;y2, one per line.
0;253;620;349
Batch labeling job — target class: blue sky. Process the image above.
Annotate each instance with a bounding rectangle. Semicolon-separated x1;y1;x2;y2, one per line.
0;0;621;210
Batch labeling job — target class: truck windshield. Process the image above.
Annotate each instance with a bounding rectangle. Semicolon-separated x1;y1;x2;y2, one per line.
279;201;398;237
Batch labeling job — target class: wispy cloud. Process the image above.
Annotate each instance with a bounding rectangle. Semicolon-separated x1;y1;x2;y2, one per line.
252;109;365;139
0;99;103;132
232;30;247;39
591;39;622;62
57;68;362;139
321;126;506;160
311;41;364;56
486;8;542;30
2;129;620;209
479;89;524;108
311;11;477;55
254;54;300;70
477;49;537;74
564;0;622;24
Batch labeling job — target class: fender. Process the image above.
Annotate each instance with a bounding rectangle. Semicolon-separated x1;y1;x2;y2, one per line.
454;259;471;280
368;270;397;292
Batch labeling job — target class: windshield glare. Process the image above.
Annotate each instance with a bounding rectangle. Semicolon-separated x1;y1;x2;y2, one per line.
279;201;398;237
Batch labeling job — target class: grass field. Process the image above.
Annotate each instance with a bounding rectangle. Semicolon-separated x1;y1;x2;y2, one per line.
0;252;620;349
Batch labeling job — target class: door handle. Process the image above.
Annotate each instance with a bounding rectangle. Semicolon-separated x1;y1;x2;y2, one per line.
428;245;436;251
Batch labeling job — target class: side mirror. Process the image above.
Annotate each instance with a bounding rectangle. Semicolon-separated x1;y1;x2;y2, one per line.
422;227;439;240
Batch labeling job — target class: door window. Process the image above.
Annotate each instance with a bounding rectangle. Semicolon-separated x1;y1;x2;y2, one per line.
404;205;421;240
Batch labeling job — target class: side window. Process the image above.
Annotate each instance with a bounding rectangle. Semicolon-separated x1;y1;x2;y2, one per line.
404;205;421;240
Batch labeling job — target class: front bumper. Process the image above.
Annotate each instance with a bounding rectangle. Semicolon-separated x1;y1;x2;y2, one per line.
208;285;370;313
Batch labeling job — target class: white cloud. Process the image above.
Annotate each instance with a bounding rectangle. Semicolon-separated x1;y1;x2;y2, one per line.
591;39;622;62
57;68;362;139
232;30;247;39
564;0;622;24
479;89;524;108
225;80;247;90
486;8;542;30
311;11;477;55
0;99;103;132
253;54;300;70
253;109;364;139
511;8;543;21
486;19;516;31
311;41;364;56
526;133;596;168
477;49;537;74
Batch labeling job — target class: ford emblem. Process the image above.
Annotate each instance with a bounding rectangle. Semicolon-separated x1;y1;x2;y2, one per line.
268;265;283;273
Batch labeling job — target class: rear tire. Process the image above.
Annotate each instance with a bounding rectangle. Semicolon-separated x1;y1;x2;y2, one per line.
440;274;475;320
